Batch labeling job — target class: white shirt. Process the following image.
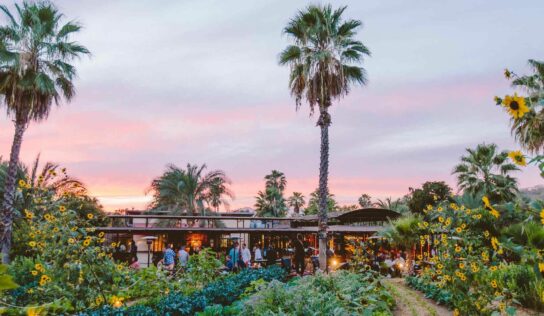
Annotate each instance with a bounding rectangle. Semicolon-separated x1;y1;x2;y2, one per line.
254;248;263;261
242;247;251;263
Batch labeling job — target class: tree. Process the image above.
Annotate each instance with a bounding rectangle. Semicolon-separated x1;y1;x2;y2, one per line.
305;189;337;215
0;2;90;262
148;163;233;215
279;4;370;268
287;192;305;214
358;193;372;208
375;197;410;215
452;143;520;203
254;170;288;217
406;181;452;214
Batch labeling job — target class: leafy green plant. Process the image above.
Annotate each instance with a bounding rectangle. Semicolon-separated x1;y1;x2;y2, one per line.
240;270;395;315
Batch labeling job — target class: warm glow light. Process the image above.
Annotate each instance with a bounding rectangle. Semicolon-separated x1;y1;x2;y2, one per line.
331;259;338;267
113;299;123;308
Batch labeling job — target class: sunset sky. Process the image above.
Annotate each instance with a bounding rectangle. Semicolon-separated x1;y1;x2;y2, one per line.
1;0;543;211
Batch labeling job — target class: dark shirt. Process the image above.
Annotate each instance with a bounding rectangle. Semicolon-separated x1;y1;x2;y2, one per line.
294;240;305;259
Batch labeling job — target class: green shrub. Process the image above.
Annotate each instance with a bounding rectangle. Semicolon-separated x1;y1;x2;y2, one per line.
240;270;395;315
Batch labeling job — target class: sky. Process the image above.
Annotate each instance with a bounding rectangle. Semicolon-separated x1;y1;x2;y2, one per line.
1;0;544;211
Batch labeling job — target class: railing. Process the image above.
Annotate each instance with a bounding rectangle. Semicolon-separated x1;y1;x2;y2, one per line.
107;215;294;230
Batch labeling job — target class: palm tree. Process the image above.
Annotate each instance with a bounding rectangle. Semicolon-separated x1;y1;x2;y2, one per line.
452;143;519;203
375;197;410;215
279;4;370;269
148;163;233;215
509;59;544;154
0;2;90;262
305;188;337;215
264;170;286;191
287;192;305;214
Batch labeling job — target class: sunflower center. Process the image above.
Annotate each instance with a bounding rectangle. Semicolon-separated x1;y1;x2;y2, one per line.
510;101;519;110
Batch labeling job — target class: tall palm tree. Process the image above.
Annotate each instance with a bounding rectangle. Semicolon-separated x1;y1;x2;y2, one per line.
279;4;370;268
452;143;520;203
0;2;90;262
148;163;233;215
509;59;544;154
287;192;305;214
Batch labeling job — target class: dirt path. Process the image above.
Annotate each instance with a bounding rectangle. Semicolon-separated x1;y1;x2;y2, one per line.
382;278;452;316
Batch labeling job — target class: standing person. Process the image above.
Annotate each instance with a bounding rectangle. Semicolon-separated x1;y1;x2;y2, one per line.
178;245;190;272
162;243;176;272
266;244;277;265
228;241;241;271
241;243;251;268
254;244;263;261
129;239;138;255
293;234;306;276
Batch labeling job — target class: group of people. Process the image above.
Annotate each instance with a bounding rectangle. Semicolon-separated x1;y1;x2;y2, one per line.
160;243;191;272
370;250;407;277
224;234;309;276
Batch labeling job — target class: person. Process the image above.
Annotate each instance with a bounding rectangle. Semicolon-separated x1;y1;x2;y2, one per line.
162;243;176;271
293;234;306;276
384;254;394;276
228;242;241;271
129;239;138;255
266;244;277;265
119;243;127;252
241;243;251;268
392;253;405;277
254;244;263;261
225;255;234;271
178;245;190;271
129;256;140;270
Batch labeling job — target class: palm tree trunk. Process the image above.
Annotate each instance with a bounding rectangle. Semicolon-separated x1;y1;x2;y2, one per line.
1;120;27;264
317;110;330;271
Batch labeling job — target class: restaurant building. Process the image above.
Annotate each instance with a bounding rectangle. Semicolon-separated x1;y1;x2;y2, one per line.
99;208;400;266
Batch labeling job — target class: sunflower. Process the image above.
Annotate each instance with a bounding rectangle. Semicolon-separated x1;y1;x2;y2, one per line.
482;196;491;207
455;246;462;253
83;239;91;247
455;227;462;233
502;93;529;119
490;208;500;219
98;232;105;238
490;266;498;272
490;280;498;288
508;150;527;166
87;213;94;220
491;237;499;250
59;205;66;212
31;270;38;276
18;179;26;188
28;241;36;247
438;216;444;223
25;210;33;219
68;238;75;244
459;262;465;269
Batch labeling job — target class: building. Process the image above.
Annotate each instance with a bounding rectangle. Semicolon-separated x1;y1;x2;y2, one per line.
99;208;400;266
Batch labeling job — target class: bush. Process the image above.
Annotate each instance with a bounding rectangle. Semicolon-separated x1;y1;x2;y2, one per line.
240;270;395;315
82;266;286;315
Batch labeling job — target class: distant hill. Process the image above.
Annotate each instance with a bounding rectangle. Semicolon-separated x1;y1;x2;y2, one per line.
520;185;544;201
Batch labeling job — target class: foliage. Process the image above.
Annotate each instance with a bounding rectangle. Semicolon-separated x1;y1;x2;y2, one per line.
406;181;452;214
496;60;544;154
405;275;453;307
148;163;233;215
404;199;544;315
2;183;128;313
374;196;410;215
452;143;519;203
255;170;288;217
358;193;373;208
287;191;305;214
240;270;394;315
304;188;338;215
82;266;287;315
184;248;224;289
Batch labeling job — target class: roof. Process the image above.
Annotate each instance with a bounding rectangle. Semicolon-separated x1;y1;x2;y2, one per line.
96;225;385;234
295;208;400;222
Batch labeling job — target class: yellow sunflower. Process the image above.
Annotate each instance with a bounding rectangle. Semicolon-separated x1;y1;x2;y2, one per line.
87;213;94;220
502;93;529;119
59;205;66;212
18;179;26;188
31;270;38;276
28;241;36;247
83;239;91;247
508;150;527;166
482;196;491;207
490;279;498;288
